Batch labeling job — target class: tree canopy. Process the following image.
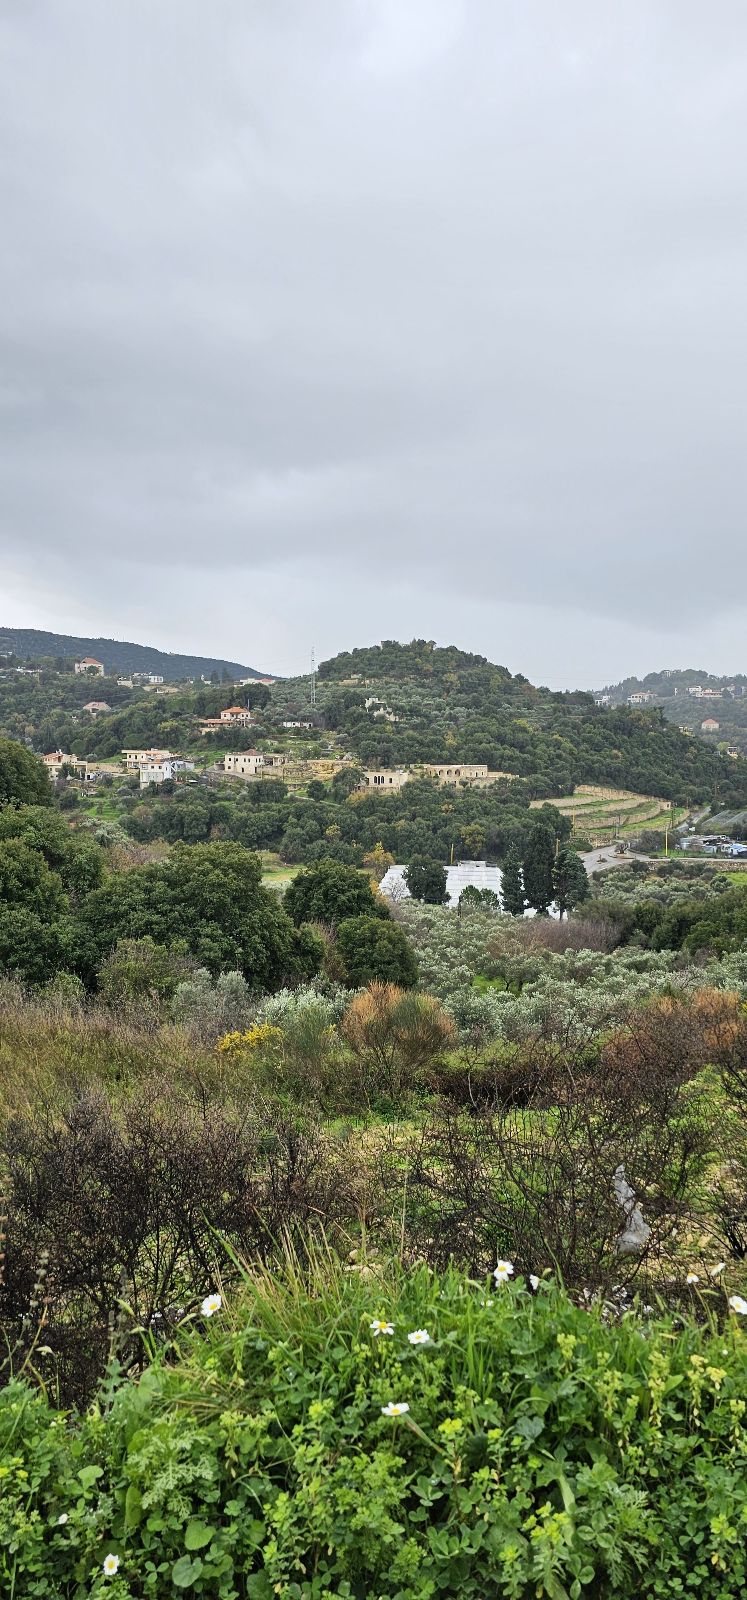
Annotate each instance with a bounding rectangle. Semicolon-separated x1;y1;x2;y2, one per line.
80;842;322;987
335;915;418;988
405;857;448;905
0;738;51;808
284;859;388;928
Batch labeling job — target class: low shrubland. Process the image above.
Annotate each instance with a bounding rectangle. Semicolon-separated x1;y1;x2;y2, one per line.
3;1257;747;1598
3;963;747;1409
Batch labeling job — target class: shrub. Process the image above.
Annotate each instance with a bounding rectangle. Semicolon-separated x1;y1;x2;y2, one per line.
97;937;197;1011
401;1034;712;1290
336;915;418;988
0;1087;361;1405
171;969;255;1041
341;983;454;1101
2;1263;747;1597
219;994;346;1105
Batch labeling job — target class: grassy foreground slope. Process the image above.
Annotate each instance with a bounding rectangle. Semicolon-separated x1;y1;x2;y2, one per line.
3;1260;747;1599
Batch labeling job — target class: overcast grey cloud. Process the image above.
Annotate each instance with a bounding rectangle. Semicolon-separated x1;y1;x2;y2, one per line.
2;0;747;685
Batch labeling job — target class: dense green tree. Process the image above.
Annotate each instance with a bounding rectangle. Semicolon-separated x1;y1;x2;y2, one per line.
0;838;66;916
284;860;388;928
459;885;500;911
335;915;418;987
680;888;747;955
522;824;555;914
501;844;526;915
405;856;448;905
0;905;67;986
0;805;103;896
0;738;51;808
552;847;590;918
80;841;323;987
331;766;365;799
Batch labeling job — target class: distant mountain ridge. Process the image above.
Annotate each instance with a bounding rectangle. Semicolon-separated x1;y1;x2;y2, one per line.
0;627;269;682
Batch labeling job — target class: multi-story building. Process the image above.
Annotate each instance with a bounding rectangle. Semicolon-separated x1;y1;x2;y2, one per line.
122;747;176;769
139;758;195;788
224;750;266;777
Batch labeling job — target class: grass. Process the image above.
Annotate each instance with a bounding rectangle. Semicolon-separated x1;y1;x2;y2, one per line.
259;850;300;888
0;998;221;1122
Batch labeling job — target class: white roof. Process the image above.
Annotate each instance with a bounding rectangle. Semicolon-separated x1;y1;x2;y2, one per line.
379;860;503;908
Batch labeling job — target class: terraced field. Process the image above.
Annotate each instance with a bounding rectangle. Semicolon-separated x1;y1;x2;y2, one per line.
532;784;683;846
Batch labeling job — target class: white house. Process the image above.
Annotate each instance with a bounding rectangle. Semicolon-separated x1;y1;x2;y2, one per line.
360;769;411;790
42;751;104;782
74;656;105;676
122;747;176;769
139;758;195;788
224;750;265;777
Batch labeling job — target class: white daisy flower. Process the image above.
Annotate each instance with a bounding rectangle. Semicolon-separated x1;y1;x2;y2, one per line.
728;1294;747;1316
200;1293;222;1317
381;1401;410;1416
407;1329;430;1345
493;1260;514;1284
710;1262;726;1277
56;1513;68;1525
686;1272;700;1285
370;1318;394;1336
529;1274;540;1291
102;1554;120;1577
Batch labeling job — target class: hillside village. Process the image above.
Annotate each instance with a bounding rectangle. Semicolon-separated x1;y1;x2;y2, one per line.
2;640;743;875
596;668;747;759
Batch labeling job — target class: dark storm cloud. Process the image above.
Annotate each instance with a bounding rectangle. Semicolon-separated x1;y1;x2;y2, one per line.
1;0;747;683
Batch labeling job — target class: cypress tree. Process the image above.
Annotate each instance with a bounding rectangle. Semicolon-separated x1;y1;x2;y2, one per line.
405;857;448;905
500;843;526;916
553;846;590;919
522;824;555;914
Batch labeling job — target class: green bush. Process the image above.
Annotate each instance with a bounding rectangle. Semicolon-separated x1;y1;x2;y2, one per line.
284;858;388;927
3;1264;747;1598
336;914;418;987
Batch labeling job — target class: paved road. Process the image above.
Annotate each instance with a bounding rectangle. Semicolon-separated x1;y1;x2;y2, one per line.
581;846;651;875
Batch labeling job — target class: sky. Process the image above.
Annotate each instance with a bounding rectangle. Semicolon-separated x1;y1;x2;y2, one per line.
2;1;747;689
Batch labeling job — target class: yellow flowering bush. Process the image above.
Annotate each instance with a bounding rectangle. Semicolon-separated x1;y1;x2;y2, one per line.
217;1023;283;1057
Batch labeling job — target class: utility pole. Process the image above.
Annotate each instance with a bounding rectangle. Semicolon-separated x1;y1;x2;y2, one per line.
310;647;316;710
664;800;675;859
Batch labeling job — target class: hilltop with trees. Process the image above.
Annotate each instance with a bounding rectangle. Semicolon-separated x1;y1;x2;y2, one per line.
315;640;747;806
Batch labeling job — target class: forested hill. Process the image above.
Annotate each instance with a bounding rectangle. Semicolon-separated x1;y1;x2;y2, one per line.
317;640;747;805
597;667;747;702
0;628;265;682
